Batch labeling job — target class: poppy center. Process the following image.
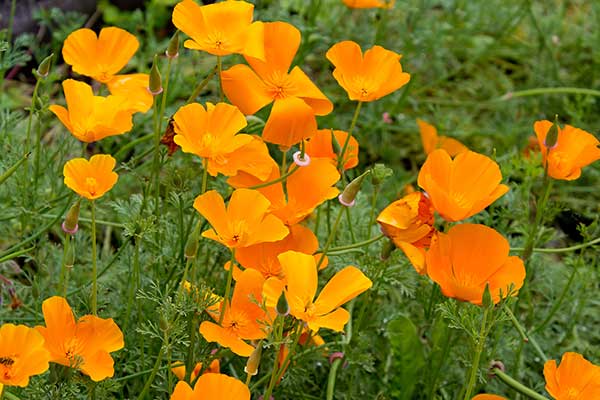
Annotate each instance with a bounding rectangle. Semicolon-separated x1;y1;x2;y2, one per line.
85;177;98;196
206;32;227;51
266;71;294;99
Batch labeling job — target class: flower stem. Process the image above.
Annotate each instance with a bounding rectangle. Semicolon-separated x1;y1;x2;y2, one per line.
25;79;41;154
325;233;385;254
201;159;208;194
316;206;345;269
137;346;164;400
219;249;236;325
186;65;218;104
503;304;548;362
90;200;98;315
249;164;300;190
59;234;72;297
338;101;362;174
492;368;550;400
463;306;490;400
217;56;224;102
522;170;554;263
326;358;343;400
158;57;173;135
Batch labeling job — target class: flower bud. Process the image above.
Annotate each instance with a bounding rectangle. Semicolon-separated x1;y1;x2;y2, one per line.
148;54;163;95
380;238;395;260
62;199;81;235
166;31;179;59
185;222;202;259
244;345;262;376
276;292;289;316
338;170;370;207
36;53;54;78
482;283;493;309
371;163;393;186
544;115;560;150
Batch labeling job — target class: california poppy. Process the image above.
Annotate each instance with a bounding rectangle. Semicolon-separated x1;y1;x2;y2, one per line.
534;120;600;180
263;251;372;332
63;154;118;200
221;21;333;147
417;149;509;222
305;129;359;171
200;269;271;357
170;373;250;400
62;27;151;113
377;191;435;274
417;119;467;157
172;0;264;59
35;296;124;382
172;102;273;180
193;189;289;249
50;79;134;143
228;158;340;226
326;40;410;102
171;359;219;381
426;224;525;305
543;352;600;399
0;324;50;387
342;0;395;8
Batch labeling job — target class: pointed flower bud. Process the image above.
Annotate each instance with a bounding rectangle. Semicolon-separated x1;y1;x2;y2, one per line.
380;238;395;260
148;54;163;95
244;345;262;376
62;199;81;235
166;31;180;59
338;170;370;207
482;283;493;309
184;222;202;259
544;115;560;150
36;53;54;78
276;292;290;316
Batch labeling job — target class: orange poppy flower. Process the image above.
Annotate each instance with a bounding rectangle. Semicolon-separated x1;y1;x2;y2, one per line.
544;352;600;399
62;27;151;113
417;119;468;157
200;269;271;357
305;129;359;170
193;189;289;249
172;102;273;180
534;120;600;180
171;359;220;381
417;149;509;222
221;21;333;147
471;396;507;400
172;0;264;59
264;251;372;332
35;296;124;382
228;158;340;226
50;79;134;143
426;224;525;305
0;324;50;387
377;191;435;274
63;154;118;200
235;224;319;279
326;40;410;102
170;373;250;400
342;0;395;8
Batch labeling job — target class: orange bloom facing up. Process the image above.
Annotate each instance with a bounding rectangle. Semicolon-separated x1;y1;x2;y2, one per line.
221;21;333;147
417;119;468;157
170;373;250;400
50;79;134;143
342;0;395;8
35;296;124;382
62;27;151;113
543;352;600;399
200;269;271;357
172;0;264;59
417;149;509;222
63;154;118;200
534;120;600;180
377;192;435;274
0;324;50;387
264;251;372;332
172;102;273;180
326;40;410;102
426;224;525;305
305;129;359;171
194;189;289;249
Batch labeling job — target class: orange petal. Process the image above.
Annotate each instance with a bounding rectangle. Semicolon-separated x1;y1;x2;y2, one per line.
287;67;333;115
308;308;350;332
170;380;194;400
221;64;272;115
106;73;152;113
262;97;317;147
199;322;254;357
278;251;318;315
417;119;438;155
193;190;230;244
313;266;372;316
192;373;250;399
246;21;300;80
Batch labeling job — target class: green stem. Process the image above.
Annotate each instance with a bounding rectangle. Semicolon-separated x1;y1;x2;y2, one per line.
0;152;30;186
463;306;490;400
367;185;379;234
326;358;343;400
249;164;300;190
186;66;218;104
201;159;208;194
325;234;384;254
219;249;236;325
158;57;173;135
500;87;600;100
217;56;224;102
25;79;41;153
344;206;356;243
522;172;554;263
511;236;600;253
124;237;141;332
184;312;197;383
59;234;71;296
338;101;362;176
90;201;98;315
492;368;550;400
151;95;162;218
0;245;35;264
137;346;164;400
316;206;345;269
113;133;153;160
503;304;548;361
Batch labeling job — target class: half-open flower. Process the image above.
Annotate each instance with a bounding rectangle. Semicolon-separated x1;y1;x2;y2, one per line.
63;154;118;200
543;352;600;399
426;224;525;305
417;149;509;222
170;373;250;400
326;40;409;102
35;296;124;382
0;324;50;387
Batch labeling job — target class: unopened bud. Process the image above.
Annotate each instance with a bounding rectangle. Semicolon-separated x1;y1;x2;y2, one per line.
482;283;493;308
166;31;179;59
371;163;393;186
380;238;395;260
62;199;81;235
244;345;262;376
544;115;560;150
36;53;54;78
185;222;202;259
276;292;289;316
331;131;342;155
148;54;163;95
338;170;371;207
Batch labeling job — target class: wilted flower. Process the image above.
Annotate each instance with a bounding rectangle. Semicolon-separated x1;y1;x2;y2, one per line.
543;352;600;399
63;154;118;200
0;324;50;387
426;224;525;305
